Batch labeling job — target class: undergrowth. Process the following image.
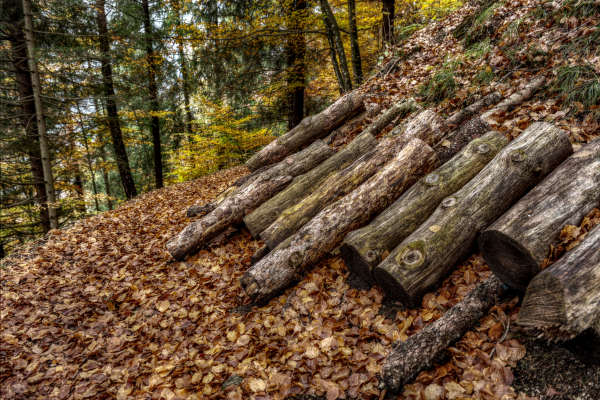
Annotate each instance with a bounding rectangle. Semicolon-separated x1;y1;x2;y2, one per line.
419;61;459;103
554;64;600;108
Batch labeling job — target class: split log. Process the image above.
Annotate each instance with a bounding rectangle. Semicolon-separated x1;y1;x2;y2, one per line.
241;138;437;304
517;224;600;342
342;131;508;284
245;90;365;171
166;140;334;260
243;99;417;238
373;122;572;305
243;131;376;237
259;109;446;249
383;276;507;392
480;139;600;290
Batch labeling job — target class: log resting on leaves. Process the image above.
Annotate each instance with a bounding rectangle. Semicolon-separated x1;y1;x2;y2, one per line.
383;275;507;392
480;138;600;290
517;224;600;344
445;91;501;128
241;138;437;304
373;122;572;305
245;90;365;171
480;76;546;122
259;108;443;249
243;100;417;238
342;131;508;284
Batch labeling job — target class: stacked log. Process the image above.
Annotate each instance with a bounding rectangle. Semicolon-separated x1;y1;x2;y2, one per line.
166;140;334;260
373;122;572;305
341;131;508;284
241;138;437;304
480;139;600;290
243;100;418;238
480;76;545;122
245;90;365;171
445;92;501;128
258;109;445;249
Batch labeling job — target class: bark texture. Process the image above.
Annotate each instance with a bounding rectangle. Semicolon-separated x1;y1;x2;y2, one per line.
445;92;501;128
481;138;600;290
517;224;600;341
167;140;333;259
383;276;507;392
373;123;572;305
241;138;437;304
245;88;364;172
480;76;545;122
342;131;508;284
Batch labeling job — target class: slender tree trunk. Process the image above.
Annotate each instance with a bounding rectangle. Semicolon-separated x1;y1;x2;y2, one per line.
348;0;363;85
22;0;58;229
320;0;352;92
286;0;307;130
142;0;163;188
76;103;101;212
99;144;114;210
382;0;395;45
96;0;137;199
174;5;194;138
323;17;345;94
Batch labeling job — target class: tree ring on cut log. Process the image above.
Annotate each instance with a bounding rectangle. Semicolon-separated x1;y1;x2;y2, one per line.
479;230;538;290
372;265;411;303
425;173;440;185
441;196;457;209
476;143;491;154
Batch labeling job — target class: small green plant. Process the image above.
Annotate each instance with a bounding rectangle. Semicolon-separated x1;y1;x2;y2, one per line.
396;24;424;43
559;0;600;18
554;64;600;108
419;62;458;103
475;65;495;85
465;38;491;59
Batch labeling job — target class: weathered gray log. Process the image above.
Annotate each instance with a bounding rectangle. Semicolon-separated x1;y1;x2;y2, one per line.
241;138;437;304
246;90;365;171
445;91;501;128
480;139;600;290
259;109;445;249
166;140;334;259
517;224;600;342
383;276;507;392
342;131;508;284
243;100;417;238
373;122;572;305
480;76;546;122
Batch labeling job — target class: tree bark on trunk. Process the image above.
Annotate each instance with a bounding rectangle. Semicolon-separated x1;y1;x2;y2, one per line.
320;0;352;92
382;0;395;45
174;1;195;138
166;140;334;259
286;0;307;130
342;131;507;284
259;107;443;250
99;142;114;210
245;89;364;171
241;138;437;304
96;0;137;199
517;224;600;341
373;123;572;305
383;276;507;392
348;0;363;85
480;138;600;290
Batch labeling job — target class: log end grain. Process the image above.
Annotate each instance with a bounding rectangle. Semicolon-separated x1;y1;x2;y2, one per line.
516;271;565;332
340;242;379;285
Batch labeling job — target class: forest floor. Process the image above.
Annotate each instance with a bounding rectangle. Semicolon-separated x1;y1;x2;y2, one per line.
3;0;600;399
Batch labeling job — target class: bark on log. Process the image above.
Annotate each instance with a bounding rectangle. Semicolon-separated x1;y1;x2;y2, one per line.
241;138;437;304
383;276;507;393
243;131;376;237
342;131;508;284
259;108;444;249
517;224;600;342
445;92;501;128
480;139;600;290
480;76;546;122
245;90;365;171
373;122;572;305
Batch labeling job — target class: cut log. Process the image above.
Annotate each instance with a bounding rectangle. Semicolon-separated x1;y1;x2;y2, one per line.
245;90;365;171
480;139;600;290
243;100;417;238
383;276;507;393
241;138;437;304
480;76;545;122
373;122;572;305
445;91;501;128
259;109;446;249
517;224;600;342
166;140;334;260
342;131;508;284
187;186;237;218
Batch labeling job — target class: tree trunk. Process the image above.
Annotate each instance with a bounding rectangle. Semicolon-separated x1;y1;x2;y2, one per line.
382;0;395;45
166;140;334;259
246;89;364;171
320;0;352;92
286;0;307;130
244;129;376;237
373;122;572;305
241;138;437;304
323;16;345;95
348;0;363;85
383;276;507;393
480;139;600;290
342;131;508;284
96;0;137;199
22;0;58;229
174;2;195;138
259;107;443;250
76;102;101;212
99;143;114;210
517;224;600;341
